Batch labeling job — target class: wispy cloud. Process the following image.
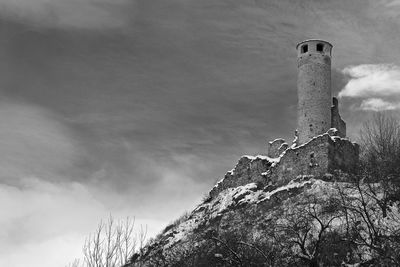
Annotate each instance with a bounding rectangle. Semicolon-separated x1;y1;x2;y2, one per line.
0;101;85;182
338;64;400;111
359;98;400;111
384;0;400;7
0;0;129;29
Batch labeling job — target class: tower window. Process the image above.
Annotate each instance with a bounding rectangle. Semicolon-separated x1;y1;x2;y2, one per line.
301;44;308;53
316;43;324;52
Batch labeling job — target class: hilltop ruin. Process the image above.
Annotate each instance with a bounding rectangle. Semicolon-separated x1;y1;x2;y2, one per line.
211;40;359;197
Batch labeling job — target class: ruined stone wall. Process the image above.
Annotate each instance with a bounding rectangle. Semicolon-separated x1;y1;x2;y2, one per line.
328;136;359;173
209;133;359;199
271;133;359;186
268;138;288;158
271;134;331;186
209;155;274;198
297;40;332;144
331;97;346;138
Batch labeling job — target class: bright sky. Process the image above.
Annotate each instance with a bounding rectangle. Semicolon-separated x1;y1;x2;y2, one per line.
1;0;400;266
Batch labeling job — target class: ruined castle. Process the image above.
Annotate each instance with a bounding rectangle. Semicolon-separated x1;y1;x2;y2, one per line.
210;39;359;197
267;39;358;180
131;39;388;267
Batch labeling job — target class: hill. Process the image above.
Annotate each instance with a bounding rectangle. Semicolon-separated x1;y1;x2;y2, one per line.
126;133;400;266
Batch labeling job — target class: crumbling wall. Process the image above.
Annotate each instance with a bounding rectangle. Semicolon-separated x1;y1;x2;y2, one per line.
210;134;359;199
270;133;359;186
331;97;346;138
328;136;359;173
209;155;275;198
268;138;288;158
271;134;331;187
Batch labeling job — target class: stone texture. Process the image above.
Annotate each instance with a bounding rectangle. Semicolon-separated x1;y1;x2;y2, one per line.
210;132;359;199
209;155;274;198
268;138;286;158
209;133;359;198
297;40;333;144
271;133;359;187
278;142;289;155
331;97;346;138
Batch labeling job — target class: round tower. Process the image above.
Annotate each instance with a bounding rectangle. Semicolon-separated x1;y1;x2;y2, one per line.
296;39;333;144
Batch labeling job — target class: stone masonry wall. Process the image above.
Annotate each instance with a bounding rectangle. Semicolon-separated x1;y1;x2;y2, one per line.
268;138;288;158
328;136;359;173
270;133;358;187
270;134;331;187
209;155;275;198
297;40;332;144
331;97;346;138
210;133;359;199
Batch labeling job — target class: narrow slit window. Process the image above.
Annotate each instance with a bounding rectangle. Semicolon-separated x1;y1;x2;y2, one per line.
316;43;324;52
301;44;308;53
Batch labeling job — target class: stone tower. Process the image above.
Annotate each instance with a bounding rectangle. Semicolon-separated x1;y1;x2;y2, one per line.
296;39;333;144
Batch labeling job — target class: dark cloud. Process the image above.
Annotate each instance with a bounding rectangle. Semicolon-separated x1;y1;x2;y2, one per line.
1;0;400;266
0;0;131;29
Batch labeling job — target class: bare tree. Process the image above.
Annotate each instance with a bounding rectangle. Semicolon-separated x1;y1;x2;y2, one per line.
360;112;400;181
360;112;400;163
273;194;344;267
66;259;83;267
337;179;400;266
359;112;400;214
81;215;143;267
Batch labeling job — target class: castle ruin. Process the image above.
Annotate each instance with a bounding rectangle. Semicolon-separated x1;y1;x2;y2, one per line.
268;39;358;181
210;39;359;197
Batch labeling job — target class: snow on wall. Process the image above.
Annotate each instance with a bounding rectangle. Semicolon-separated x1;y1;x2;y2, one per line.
209;155;278;198
210;132;359;199
271;133;359;187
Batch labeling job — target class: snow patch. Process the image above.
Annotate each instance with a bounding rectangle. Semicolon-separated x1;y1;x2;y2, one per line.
268;138;285;145
227;168;235;175
158;179;332;251
213;177;225;189
242;154;281;167
242;155;270;161
256;179;315;203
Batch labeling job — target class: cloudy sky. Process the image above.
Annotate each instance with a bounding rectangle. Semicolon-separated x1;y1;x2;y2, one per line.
1;0;400;266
